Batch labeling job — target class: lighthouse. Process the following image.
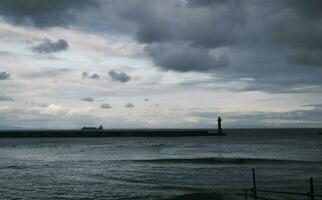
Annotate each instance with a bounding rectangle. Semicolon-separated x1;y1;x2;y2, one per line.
207;116;226;135
217;116;223;134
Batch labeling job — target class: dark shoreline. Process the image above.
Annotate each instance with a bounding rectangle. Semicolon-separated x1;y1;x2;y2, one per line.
0;129;225;138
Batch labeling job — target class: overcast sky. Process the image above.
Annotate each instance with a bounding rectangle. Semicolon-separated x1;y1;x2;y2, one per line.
0;0;322;129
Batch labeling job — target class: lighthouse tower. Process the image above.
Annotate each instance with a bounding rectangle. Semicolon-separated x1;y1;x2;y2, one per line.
217;116;223;134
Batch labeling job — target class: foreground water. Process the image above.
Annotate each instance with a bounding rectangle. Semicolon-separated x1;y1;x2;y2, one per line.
0;129;321;199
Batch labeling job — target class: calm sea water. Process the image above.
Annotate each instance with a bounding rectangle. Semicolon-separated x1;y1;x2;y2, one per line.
0;129;321;200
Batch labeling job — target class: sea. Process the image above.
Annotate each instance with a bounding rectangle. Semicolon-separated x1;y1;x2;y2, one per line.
0;129;321;200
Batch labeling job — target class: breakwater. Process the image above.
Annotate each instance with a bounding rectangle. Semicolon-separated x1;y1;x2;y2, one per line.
0;129;222;137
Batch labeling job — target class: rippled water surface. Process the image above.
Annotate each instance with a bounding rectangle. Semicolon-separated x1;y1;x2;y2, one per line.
0;129;321;199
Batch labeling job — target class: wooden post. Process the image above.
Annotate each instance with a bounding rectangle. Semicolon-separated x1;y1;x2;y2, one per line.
310;177;314;200
252;168;258;200
244;189;248;200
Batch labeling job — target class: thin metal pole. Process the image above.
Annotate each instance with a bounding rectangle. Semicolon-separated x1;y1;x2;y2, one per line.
310;177;314;200
252;168;258;200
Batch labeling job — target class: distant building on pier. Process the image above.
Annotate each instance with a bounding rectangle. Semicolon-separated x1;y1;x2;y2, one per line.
81;125;103;131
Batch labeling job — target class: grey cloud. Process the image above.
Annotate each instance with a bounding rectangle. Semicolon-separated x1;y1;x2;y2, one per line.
82;72;100;80
243;83;322;94
0;51;12;56
181;2;245;49
25;101;48;107
114;0;322;93
284;0;322;19
32;39;69;54
190;112;219;119
302;104;322;109
93;0;322;93
145;43;229;72
119;1;173;44
108;70;131;83
135;19;173;44
270;0;322;67
118;0;243;72
236;66;322;93
100;103;112;109
175;43;322;94
81;97;94;102
0;105;149;129
191;107;322;128
120;0;244;48
125;103;134;108
288;49;322;67
187;0;232;7
144;98;149;102
23;68;69;79
0;0;98;28
0;0;321;103
0;72;10;80
0;95;13;101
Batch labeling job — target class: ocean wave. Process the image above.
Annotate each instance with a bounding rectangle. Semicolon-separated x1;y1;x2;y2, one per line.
0;165;27;170
132;157;321;165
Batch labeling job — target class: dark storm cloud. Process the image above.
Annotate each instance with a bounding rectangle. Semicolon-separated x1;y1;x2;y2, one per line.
271;0;322;67
81;97;94;102
0;95;13;101
284;0;322;18
135;19;172;44
118;0;244;72
0;72;10;80
32;39;69;54
100;103;112;109
0;0;98;28
288;49;322;67
0;0;321;96
231;0;322;92
120;0;244;48
125;103;134;108
108;70;131;83
82;72;100;80
112;0;322;93
119;1;173;44
145;43;229;72
185;0;246;52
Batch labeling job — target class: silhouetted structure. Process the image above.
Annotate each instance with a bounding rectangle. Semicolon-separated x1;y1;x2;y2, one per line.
206;116;226;135
81;125;103;131
217;116;223;134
